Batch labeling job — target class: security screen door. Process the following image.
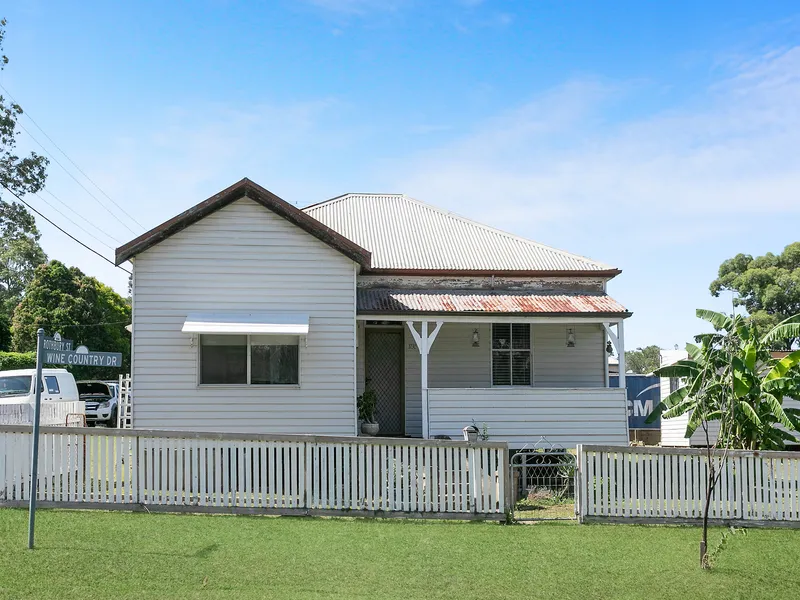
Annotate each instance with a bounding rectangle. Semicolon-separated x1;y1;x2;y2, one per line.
365;329;404;436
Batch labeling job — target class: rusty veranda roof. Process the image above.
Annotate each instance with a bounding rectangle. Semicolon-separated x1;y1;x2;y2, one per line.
357;289;630;316
304;193;619;276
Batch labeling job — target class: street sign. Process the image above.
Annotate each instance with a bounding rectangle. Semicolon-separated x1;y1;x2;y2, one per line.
43;349;123;368
27;331;124;549
42;334;73;352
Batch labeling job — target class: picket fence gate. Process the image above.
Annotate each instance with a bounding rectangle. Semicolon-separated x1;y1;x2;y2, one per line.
0;425;509;519
577;444;800;526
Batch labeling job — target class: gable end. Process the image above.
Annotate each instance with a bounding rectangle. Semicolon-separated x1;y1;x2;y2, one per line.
115;178;372;267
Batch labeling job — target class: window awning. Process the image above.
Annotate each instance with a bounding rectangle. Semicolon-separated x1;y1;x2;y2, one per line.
181;313;309;335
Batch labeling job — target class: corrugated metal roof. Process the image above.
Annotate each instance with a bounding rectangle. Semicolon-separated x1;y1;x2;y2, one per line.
303;194;615;273
357;289;629;315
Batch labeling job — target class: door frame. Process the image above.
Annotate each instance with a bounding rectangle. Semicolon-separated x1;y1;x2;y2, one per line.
364;324;405;436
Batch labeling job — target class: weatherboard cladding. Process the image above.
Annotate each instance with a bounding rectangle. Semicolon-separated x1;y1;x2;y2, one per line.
357;289;628;315
303;194;615;273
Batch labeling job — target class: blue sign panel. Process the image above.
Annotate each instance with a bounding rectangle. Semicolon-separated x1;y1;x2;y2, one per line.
611;375;661;430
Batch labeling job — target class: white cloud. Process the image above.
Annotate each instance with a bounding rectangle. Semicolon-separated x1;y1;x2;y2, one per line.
393;46;800;241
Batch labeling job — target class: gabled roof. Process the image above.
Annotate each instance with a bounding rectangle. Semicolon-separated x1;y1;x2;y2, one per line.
303;193;619;276
115;179;371;267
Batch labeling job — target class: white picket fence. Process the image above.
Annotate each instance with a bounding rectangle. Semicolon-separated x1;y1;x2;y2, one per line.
0;401;84;427
0;425;508;517
577;445;800;525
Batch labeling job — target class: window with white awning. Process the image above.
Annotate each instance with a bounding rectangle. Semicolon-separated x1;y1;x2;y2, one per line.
181;313;309;335
182;314;308;386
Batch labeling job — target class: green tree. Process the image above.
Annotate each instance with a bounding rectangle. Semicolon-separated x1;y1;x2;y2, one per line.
12;261;130;379
0;19;49;319
0;312;9;350
0;201;47;316
652;309;800;451
710;242;800;349
624;345;661;374
650;309;800;568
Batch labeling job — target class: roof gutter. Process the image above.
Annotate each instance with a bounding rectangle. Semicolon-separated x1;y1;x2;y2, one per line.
362;268;622;279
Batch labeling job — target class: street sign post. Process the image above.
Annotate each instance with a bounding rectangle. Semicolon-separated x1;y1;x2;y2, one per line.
27;329;45;550
27;332;123;549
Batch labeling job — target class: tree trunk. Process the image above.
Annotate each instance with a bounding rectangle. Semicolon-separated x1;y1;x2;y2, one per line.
701;462;714;568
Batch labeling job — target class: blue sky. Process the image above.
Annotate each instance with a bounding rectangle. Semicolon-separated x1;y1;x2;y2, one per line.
1;1;799;351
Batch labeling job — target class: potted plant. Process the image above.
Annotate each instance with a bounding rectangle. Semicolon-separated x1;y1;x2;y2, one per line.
357;388;379;436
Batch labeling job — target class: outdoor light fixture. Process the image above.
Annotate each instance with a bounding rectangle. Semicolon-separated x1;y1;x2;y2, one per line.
606;340;614;355
566;328;576;347
472;328;480;347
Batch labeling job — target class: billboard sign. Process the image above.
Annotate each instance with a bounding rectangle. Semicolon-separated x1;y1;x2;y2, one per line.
611;375;661;430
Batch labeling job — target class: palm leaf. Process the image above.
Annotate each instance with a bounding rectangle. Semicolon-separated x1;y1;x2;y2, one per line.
694;333;724;346
654;360;698;378
685;342;702;361
761;314;800;346
744;343;757;372
765;349;800;381
685;408;707;438
696;309;734;331
645;386;691;424
764;393;795;431
738;401;762;428
663;397;694;419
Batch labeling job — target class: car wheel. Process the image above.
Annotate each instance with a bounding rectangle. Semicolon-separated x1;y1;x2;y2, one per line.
107;409;117;428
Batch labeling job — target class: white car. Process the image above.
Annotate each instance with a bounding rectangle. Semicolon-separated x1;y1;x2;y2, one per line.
0;368;79;404
77;381;118;427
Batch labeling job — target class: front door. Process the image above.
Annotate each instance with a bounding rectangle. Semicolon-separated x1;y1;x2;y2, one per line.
365;329;404;436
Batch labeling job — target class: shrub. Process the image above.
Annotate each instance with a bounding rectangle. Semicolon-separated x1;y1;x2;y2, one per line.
0;351;37;371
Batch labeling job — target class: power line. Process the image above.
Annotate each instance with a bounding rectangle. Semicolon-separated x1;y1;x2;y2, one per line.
14;120;140;236
48;320;130;329
1;184;131;275
32;191;116;251
0;81;146;231
42;188;123;245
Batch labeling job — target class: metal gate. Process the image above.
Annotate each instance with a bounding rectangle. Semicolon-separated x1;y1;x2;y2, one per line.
511;439;577;521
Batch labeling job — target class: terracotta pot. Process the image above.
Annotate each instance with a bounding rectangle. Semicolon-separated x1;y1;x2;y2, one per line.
361;422;380;436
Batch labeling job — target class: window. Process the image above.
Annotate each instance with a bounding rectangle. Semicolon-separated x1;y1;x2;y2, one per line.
251;335;299;385
44;376;60;395
492;323;531;386
200;334;299;385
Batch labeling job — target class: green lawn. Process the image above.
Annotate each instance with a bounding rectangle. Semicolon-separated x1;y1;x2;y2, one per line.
1;509;799;599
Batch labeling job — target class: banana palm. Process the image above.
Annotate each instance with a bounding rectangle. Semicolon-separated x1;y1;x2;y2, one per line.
648;310;800;450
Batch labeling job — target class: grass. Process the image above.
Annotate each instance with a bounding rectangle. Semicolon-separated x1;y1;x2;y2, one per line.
1;509;799;599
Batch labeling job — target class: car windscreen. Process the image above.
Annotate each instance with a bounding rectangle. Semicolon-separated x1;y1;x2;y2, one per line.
0;375;32;398
77;382;111;398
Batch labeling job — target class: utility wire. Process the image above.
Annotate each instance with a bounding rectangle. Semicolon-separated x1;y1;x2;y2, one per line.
31;191;116;251
14;120;140;236
48;320;130;329
0;81;145;231
42;188;123;245
1;183;131;275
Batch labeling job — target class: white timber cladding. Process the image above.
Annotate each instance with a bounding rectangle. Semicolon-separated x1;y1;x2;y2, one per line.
395;322;607;437
429;388;629;449
131;198;358;435
533;324;606;387
304;194;615;272
659;349;720;447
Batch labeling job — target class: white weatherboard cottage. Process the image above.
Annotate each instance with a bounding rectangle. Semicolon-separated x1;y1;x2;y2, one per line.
117;179;632;449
